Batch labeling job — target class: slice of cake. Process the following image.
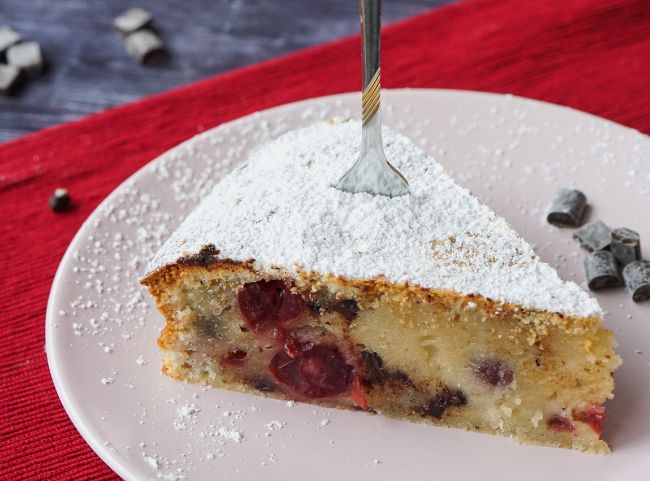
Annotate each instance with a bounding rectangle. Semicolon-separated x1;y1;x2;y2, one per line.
141;120;621;454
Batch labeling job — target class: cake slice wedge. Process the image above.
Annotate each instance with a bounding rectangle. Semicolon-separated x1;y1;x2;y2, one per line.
141;119;620;454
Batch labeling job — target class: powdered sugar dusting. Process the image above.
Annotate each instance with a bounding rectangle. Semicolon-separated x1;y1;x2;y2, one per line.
148;120;601;318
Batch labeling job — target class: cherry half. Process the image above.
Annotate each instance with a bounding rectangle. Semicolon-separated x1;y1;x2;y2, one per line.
573;405;606;435
547;414;576;433
237;280;304;333
269;344;354;399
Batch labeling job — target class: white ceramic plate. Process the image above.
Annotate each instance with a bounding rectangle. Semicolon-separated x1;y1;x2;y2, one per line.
46;89;650;481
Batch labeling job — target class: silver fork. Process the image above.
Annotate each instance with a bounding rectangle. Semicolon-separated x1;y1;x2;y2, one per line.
335;0;410;197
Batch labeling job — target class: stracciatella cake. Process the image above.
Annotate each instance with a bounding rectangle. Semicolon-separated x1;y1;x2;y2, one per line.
142;119;620;454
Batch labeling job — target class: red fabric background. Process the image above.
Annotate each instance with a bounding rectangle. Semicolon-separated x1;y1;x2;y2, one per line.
1;0;649;478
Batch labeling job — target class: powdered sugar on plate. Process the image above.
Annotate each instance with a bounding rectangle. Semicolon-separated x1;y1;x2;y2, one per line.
148;120;601;318
46;90;650;481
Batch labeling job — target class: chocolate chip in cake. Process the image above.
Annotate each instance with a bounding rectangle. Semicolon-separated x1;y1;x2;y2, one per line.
332;298;359;321
473;358;514;388
622;260;650;303
361;350;384;386
387;369;414;387
573;221;612;252
48;188;71;212
124;29;166;64
178;244;220;266
250;377;278;393
547;188;587;227
418;387;467;419
0;26;21;55
306;300;323;315
584;251;622;290
7;41;43;78
360;350;414;388
610;228;641;266
113;7;153;35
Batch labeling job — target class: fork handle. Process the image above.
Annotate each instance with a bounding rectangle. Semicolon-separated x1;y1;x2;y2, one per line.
360;0;381;125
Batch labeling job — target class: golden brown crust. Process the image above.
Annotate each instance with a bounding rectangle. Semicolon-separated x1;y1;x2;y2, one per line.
142;253;603;338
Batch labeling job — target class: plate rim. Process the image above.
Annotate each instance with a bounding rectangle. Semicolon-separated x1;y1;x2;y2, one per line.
45;87;648;480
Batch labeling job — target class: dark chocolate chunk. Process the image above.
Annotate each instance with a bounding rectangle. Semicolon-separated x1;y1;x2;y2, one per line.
48;188;71;212
124;29;166;64
584;251;622;290
622;260;650;303
7;41;43;77
387;369;414;387
360;350;413;387
573;221;612;252
177;244;220;266
113;7;153;34
250;377;277;393
547;188;587;227
418;387;467;419
0;26;21;54
473;358;514;388
361;350;384;386
611;228;641;266
332;298;359;321
0;64;20;95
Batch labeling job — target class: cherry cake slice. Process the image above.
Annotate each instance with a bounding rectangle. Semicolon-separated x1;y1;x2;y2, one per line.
142;120;620;454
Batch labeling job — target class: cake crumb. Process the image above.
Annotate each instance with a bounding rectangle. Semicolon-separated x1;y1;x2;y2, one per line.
145;456;160;470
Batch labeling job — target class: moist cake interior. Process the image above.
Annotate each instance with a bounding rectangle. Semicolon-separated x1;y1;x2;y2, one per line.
142;120;621;454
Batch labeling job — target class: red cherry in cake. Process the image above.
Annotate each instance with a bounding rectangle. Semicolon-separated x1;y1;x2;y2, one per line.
573;405;605;435
238;280;304;333
547;414;576;433
269;344;353;399
349;375;369;410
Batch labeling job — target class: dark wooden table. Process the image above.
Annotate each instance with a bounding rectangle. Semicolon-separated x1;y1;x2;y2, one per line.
0;0;452;143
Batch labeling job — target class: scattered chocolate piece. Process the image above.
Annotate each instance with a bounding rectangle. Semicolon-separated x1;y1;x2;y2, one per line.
573;221;612;252
611;228;641;266
547;188;587;227
584;251;622;290
0;26;21;54
622;260;650;303
0;64;20;95
332;298;359;321
124;29;165;64
7;41;43;77
113;7;153;35
49;188;71;212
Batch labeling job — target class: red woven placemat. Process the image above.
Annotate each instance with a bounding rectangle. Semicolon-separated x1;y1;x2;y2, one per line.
1;0;649;478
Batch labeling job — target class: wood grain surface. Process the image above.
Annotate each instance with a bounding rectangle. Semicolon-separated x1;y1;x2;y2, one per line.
0;0;452;142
